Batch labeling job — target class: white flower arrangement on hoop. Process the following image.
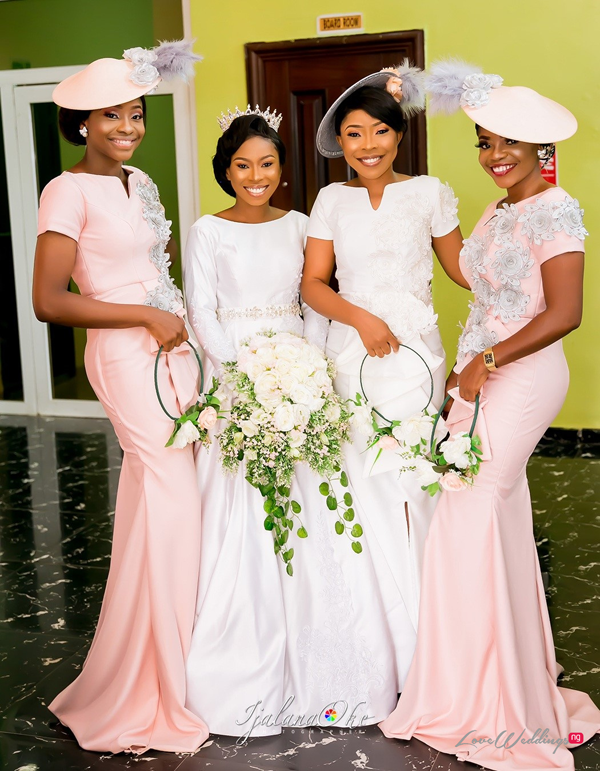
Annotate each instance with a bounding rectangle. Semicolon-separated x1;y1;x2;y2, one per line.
351;347;483;495
219;331;362;576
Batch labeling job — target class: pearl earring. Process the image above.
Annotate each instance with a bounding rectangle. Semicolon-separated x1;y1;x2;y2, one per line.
79;125;88;138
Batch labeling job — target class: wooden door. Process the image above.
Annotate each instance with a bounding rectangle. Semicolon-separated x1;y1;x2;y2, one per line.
246;31;427;214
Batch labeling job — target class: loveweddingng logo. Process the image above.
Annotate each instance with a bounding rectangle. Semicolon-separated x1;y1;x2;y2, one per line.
235;696;374;743
456;728;585;755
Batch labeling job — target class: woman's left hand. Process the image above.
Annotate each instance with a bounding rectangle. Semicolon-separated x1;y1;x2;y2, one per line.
458;354;489;402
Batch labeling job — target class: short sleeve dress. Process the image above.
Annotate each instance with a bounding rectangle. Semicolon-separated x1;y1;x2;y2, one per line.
381;188;600;770
307;175;460;690
37;168;208;754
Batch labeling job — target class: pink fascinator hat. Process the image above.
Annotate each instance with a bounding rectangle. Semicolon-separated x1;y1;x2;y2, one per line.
425;59;577;144
53;40;202;111
316;59;426;158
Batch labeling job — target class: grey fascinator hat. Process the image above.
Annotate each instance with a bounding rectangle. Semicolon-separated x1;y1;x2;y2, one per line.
316;59;426;158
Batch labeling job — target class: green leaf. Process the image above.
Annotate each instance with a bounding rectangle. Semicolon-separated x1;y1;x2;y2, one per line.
335;521;344;535
237;449;244;461
274;542;281;554
297;527;308;538
326;495;338;510
343;508;355;522
343;492;352;506
273;506;285;519
340;471;348;487
351;524;363;538
264;516;274;531
283;548;294;562
263;498;274;514
319;482;330;496
291;500;302;514
281;529;289;544
286;563;294;577
165;428;178;447
352;541;363;554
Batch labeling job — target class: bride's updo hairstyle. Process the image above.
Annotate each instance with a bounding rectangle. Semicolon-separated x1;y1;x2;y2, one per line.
334;85;408;139
213;115;287;197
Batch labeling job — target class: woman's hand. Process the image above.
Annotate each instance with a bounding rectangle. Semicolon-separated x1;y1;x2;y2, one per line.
458;354;489;402
443;368;459;416
353;310;400;358
143;307;189;352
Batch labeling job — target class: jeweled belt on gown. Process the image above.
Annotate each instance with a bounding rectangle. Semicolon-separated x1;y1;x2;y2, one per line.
216;301;301;322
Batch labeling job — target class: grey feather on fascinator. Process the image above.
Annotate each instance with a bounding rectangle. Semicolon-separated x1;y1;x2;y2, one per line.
389;59;426;117
426;59;483;114
153;39;203;81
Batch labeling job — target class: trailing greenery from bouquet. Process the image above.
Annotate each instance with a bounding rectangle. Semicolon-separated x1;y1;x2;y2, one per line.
218;331;362;575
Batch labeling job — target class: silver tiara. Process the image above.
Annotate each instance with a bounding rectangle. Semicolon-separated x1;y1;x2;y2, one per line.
217;104;283;133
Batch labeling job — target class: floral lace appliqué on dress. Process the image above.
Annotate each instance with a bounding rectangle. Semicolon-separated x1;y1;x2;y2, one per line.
458;194;587;360
136;174;184;313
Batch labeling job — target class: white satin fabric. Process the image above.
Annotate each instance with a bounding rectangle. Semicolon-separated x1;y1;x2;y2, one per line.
307;176;460;675
182;211;400;737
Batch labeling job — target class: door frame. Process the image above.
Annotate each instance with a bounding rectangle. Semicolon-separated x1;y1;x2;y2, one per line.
0;65;199;417
245;30;428;176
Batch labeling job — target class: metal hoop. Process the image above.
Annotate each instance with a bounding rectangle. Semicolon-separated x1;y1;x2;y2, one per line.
154;340;204;422
359;344;435;425
429;393;480;454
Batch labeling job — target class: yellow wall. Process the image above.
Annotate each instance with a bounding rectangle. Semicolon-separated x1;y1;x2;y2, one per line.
191;0;600;428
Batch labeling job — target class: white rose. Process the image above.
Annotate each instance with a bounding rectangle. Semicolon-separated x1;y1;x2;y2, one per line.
289;383;315;406
263;432;274;446
313;369;331;390
245;449;258;461
290;363;313;383
254;371;281;405
439;432;473;469
250;408;269;425
274;358;293;375
171;420;201;449
323;401;341;423
414;457;440;487
256;345;277;368
293;403;311;428
240;420;259;438
351;404;373;437
274;343;298;361
279;373;300;395
289;429;306;448
392;414;434;448
233;431;244;445
273;403;296;432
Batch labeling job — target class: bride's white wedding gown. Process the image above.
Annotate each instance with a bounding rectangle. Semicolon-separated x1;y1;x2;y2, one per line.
182;211;400;737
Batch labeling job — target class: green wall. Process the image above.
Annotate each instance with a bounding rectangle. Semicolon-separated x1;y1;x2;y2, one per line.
191;0;600;429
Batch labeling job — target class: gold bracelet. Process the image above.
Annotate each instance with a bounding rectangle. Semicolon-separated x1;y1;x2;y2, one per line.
483;347;497;371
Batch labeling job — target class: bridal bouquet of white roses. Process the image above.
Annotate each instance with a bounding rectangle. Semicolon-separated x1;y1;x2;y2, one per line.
352;393;483;495
219;331;362;576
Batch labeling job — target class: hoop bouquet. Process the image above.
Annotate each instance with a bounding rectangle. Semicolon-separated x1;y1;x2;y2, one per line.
219;331;363;576
351;344;483;494
154;341;226;448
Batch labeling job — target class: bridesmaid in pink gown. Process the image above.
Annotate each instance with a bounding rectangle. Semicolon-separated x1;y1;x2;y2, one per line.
32;43;209;753
380;62;600;770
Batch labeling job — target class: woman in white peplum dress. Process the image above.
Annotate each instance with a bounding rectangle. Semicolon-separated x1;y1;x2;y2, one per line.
302;64;468;693
183;110;404;737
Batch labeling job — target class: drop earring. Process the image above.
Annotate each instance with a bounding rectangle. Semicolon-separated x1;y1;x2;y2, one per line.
79;125;88;138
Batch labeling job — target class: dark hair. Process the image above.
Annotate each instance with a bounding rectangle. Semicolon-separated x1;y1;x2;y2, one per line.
213;114;286;197
334;85;408;137
474;124;555;160
58;96;147;146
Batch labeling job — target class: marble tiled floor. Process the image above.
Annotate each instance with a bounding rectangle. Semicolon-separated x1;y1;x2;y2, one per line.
0;415;598;771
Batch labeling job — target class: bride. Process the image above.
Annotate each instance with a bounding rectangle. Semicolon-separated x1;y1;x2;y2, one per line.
182;107;402;737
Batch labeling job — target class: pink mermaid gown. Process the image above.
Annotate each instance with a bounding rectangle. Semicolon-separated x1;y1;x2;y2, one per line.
380;187;600;770
37;167;209;754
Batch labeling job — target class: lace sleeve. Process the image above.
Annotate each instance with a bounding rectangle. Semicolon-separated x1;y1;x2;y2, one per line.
183;223;237;370
301;299;330;351
431;180;460;238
